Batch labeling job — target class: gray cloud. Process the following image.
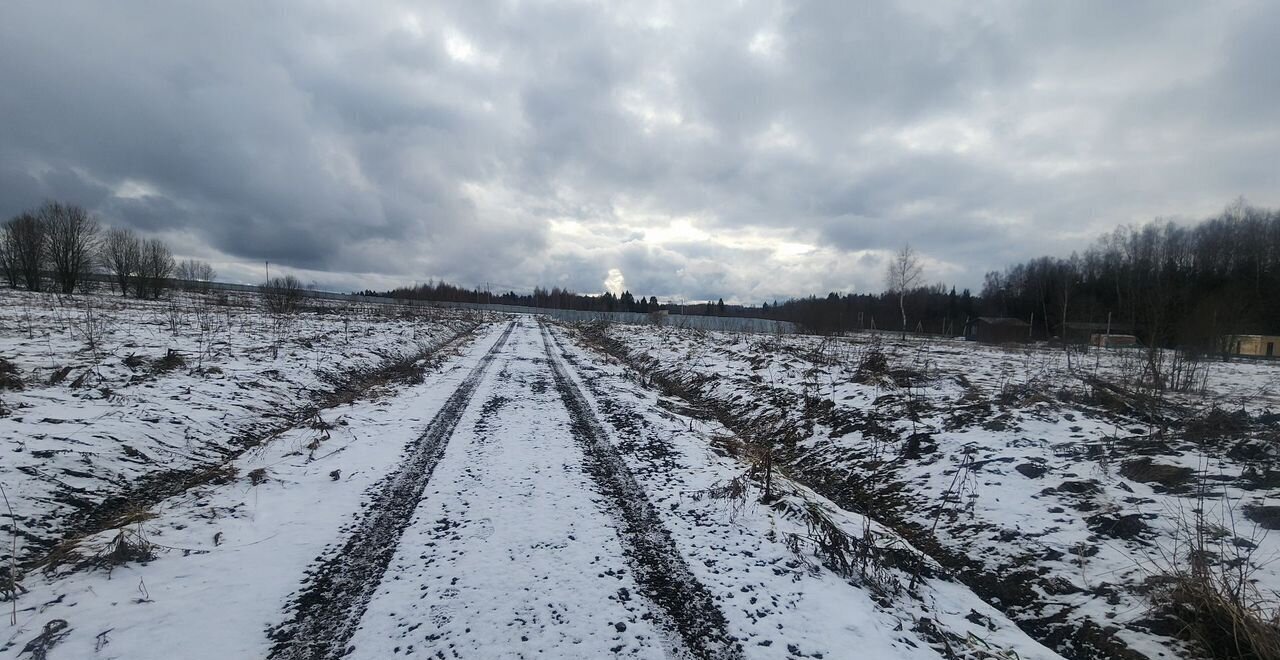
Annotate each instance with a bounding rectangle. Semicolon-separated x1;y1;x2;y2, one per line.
1;0;1277;302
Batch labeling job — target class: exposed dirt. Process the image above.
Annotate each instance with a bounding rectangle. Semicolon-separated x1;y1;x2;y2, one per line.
568;323;1148;660
541;324;744;660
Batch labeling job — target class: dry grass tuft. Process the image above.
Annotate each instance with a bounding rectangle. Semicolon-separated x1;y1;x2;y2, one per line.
34;538;86;575
1150;550;1280;660
151;349;186;374
18;618;70;659
0;357;22;391
108;505;156;529
88;527;156;574
785;500;857;576
1146;491;1280;660
693;473;753;519
780;498;911;599
46;365;71;385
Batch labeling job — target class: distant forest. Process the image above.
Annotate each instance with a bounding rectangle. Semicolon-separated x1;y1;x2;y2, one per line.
364;281;673;315
370;201;1278;348
979;200;1280;350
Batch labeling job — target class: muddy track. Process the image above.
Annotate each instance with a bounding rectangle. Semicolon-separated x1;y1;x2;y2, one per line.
266;321;515;660
540;323;743;660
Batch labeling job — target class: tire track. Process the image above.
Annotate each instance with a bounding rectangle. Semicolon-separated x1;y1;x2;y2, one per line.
266;321;515;660
540;323;744;660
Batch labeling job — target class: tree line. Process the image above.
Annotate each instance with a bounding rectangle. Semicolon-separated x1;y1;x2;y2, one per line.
1;201;215;298
367;270;974;335
14;197;1271;349
980;200;1280;349
757;286;976;336
367;280;754;318
366;280;674;314
744;202;1280;346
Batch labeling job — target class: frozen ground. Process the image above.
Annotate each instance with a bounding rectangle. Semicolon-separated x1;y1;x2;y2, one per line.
590;323;1280;660
0;288;478;568
0;294;1066;660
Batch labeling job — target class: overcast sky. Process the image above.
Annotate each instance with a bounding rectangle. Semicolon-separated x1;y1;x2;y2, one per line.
2;1;1277;302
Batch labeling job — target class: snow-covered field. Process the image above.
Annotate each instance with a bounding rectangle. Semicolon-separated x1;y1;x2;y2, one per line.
591;323;1280;660
3;287;1275;659
0;288;478;568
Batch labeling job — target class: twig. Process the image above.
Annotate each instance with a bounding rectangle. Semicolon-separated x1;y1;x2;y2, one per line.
1;481;17;625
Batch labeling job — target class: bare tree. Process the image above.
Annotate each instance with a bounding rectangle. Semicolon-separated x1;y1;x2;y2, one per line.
41;202;100;294
2;212;46;291
175;258;216;291
259;275;304;316
884;243;924;334
100;227;141;296
0;223;17;288
137;238;175;299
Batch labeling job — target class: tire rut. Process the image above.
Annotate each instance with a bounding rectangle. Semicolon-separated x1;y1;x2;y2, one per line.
266;321;516;660
539;323;744;660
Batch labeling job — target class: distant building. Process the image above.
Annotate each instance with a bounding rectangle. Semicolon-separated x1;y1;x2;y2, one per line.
1062;321;1133;344
1090;333;1139;348
1229;334;1280;358
969;317;1031;344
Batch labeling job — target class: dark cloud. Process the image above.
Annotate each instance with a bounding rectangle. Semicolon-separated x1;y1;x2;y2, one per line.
1;1;1276;301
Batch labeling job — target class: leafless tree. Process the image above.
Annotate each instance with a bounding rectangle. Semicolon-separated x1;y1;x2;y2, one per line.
2;212;46;290
41;202;100;294
260;275;306;359
137;238;175;299
259;275;304;316
884;243;924;334
175;258;216;291
0;225;17;288
100;227;141;296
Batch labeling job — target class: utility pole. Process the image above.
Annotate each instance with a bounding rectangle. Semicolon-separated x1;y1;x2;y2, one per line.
265;261;269;282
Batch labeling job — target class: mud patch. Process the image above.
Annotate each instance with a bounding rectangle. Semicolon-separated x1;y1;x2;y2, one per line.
541;324;743;660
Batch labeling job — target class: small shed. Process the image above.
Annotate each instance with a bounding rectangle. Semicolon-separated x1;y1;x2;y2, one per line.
1230;335;1280;358
1062;321;1133;344
969;317;1031;344
1090;333;1139;348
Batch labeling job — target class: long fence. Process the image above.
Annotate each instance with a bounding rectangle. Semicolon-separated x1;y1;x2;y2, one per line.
154;278;797;335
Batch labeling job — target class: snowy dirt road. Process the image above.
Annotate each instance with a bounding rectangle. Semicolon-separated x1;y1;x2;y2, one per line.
271;319;737;659
4;315;1063;660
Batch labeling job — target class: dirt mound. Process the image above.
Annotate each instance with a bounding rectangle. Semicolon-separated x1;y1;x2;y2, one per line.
1120;458;1194;492
1016;463;1048;479
1244;505;1280;531
1086;513;1152;540
1184;407;1250;444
